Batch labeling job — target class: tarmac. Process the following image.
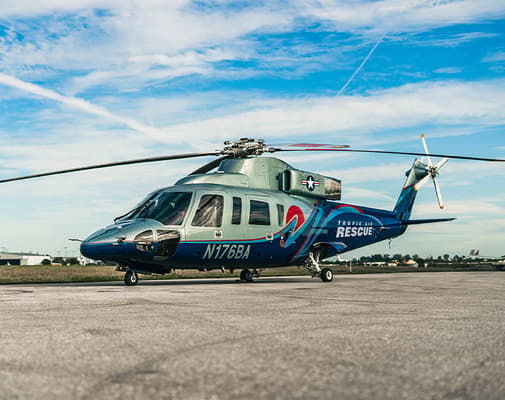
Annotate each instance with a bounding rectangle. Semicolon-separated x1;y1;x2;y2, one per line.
1;271;504;400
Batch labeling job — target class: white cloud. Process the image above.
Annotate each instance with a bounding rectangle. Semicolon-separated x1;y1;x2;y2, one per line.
415;199;505;218
433;67;462;74
0;72;163;137
0;1;294;92
146;79;505;145
300;0;505;35
1;0;503;94
405;32;498;47
325;162;408;184
482;51;505;63
0;0;107;16
342;186;395;202
2;78;503;176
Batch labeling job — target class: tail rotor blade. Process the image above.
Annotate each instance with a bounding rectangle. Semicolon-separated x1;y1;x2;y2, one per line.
414;174;431;191
421;133;433;166
435;157;449;171
433;177;445;209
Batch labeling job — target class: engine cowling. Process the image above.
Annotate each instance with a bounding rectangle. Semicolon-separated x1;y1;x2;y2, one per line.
279;169;341;200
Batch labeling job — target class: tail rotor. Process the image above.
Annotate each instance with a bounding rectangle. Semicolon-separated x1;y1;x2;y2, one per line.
414;134;449;209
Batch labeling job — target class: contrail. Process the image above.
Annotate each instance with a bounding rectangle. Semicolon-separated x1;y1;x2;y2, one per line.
337;1;444;96
337;35;385;96
0;72;161;137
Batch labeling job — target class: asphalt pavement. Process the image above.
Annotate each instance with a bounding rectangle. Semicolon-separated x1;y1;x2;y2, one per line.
1;272;504;400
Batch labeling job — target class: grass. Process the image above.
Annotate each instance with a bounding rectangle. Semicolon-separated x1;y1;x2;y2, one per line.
0;263;499;284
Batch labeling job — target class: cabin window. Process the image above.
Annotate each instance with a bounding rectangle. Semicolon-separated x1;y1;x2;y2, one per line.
276;204;284;226
249;200;270;225
192;194;224;227
232;197;242;225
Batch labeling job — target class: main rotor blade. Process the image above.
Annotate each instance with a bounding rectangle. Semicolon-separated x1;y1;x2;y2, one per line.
274;143;350;150
0;151;223;183
188;155;231;175
277;147;505;162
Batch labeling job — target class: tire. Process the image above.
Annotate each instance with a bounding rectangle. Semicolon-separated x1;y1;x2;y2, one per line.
124;270;138;286
320;268;333;282
240;269;253;282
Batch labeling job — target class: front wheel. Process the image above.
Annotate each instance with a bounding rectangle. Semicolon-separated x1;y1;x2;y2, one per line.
240;269;253;282
124;270;138;286
320;268;333;282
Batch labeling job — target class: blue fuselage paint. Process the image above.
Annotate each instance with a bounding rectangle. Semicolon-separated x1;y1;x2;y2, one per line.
80;184;407;274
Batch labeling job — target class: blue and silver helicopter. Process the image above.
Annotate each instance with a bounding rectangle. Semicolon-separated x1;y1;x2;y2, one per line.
2;136;504;285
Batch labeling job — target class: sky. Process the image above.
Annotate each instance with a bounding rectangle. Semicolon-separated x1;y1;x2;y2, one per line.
0;0;504;260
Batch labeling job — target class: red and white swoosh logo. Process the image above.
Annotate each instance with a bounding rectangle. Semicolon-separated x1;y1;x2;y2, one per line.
286;205;305;231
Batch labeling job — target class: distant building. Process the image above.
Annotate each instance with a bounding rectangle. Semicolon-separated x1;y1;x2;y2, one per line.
364;261;387;267
0;252;51;266
397;259;419;268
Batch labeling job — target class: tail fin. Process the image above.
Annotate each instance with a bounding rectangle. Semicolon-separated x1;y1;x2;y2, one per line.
394;159;430;222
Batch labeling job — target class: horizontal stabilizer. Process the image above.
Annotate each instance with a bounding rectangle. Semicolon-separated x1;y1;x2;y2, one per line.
401;218;456;225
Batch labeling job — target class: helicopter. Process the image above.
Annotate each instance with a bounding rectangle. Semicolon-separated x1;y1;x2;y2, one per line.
1;136;504;285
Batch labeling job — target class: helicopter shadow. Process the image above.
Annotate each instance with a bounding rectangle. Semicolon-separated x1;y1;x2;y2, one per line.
28;276;316;288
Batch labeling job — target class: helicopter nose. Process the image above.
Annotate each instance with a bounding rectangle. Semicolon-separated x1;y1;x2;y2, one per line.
80;222;181;262
80;223;161;261
79;226;130;261
79;240;94;259
80;235;122;260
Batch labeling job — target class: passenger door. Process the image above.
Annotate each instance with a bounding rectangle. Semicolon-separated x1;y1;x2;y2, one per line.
246;196;273;242
185;192;225;241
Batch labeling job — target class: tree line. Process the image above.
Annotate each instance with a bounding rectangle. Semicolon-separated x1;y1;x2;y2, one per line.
338;253;503;265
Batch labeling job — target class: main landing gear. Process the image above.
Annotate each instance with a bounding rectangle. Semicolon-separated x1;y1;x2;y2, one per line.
124;270;139;286
320;267;333;282
305;251;333;282
240;268;260;282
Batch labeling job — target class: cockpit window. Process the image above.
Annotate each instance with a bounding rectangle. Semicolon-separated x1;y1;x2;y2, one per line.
192;194;224;227
132;191;192;225
114;189;164;222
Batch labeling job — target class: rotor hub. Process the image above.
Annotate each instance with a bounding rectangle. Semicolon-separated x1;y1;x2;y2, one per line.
221;138;277;158
428;165;439;178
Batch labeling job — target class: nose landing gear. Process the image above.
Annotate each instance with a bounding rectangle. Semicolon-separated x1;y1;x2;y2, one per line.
124;270;139;286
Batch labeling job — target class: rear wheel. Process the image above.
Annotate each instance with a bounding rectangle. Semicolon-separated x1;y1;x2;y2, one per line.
320;268;333;282
124;270;138;286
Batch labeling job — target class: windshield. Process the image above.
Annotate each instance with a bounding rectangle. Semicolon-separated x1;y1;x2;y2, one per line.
131;191;192;225
114;189;164;222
